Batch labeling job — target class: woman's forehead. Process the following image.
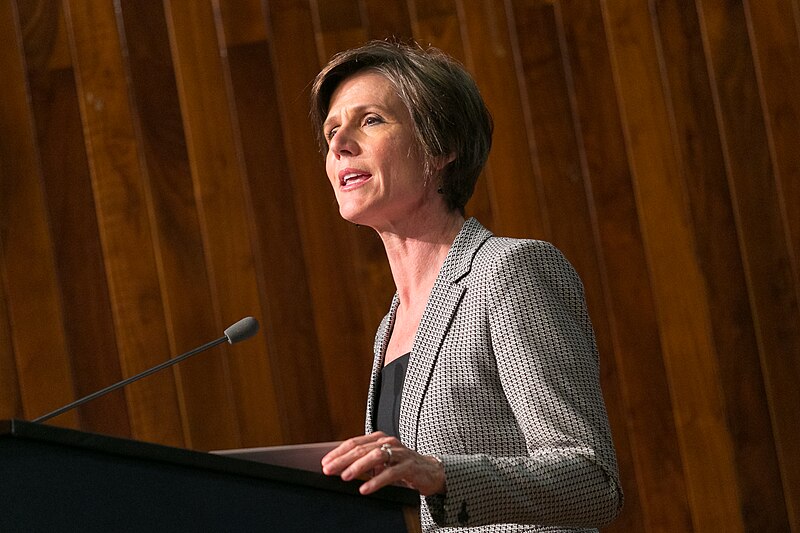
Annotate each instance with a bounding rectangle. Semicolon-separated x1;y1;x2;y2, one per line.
325;71;406;121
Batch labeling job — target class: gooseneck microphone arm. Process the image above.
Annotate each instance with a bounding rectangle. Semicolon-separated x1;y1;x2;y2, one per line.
32;316;259;424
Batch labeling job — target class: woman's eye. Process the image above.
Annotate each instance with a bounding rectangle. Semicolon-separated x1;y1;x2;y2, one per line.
325;127;338;140
364;115;383;126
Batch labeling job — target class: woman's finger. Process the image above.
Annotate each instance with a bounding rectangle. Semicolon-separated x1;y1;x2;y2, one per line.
340;444;393;481
321;433;394;475
322;433;381;463
359;451;446;496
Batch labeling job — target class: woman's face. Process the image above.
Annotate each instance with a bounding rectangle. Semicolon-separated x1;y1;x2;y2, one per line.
323;71;435;229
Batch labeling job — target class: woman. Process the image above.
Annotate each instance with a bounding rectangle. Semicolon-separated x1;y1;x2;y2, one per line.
311;41;623;532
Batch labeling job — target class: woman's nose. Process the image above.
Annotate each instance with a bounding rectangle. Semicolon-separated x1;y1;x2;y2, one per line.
329;127;359;158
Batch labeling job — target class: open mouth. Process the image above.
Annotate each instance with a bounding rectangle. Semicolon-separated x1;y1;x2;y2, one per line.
340;169;372;187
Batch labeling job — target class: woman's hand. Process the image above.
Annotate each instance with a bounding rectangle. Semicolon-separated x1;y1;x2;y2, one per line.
321;432;446;496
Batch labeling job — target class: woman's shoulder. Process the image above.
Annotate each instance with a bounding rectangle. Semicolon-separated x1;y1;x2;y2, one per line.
470;233;583;290
476;234;571;271
449;219;581;289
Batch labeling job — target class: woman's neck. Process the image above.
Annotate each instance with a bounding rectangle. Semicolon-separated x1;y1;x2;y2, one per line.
378;213;465;306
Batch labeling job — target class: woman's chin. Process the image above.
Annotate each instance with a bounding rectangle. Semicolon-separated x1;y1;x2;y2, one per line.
338;206;368;226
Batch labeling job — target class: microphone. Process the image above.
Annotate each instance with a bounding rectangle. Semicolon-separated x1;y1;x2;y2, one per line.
32;316;260;424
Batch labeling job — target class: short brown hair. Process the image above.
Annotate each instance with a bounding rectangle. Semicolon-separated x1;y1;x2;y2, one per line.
310;40;493;213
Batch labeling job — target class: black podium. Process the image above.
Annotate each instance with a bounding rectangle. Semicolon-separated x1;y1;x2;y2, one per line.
0;420;419;532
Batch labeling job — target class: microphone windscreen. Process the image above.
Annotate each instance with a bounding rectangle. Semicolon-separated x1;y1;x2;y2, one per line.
224;316;260;344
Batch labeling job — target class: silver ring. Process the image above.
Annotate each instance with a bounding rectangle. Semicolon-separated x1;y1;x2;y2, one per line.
380;443;393;466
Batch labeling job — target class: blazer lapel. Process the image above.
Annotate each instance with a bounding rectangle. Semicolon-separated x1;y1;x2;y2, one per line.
398;218;493;450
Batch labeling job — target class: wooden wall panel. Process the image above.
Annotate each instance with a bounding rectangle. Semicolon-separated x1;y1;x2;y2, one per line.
0;3;24;421
21;2;130;437
654;2;789;530
63;0;184;445
32;68;130;436
740;0;800;525
162;0;284;447
699;0;800;528
312;0;369;56
219;0;266;46
0;257;20;420
1;0;798;530
363;0;413;38
219;0;334;444
0;0;77;427
266;0;376;439
116;0;241;450
603;2;744;530
460;0;546;238
747;0;800;273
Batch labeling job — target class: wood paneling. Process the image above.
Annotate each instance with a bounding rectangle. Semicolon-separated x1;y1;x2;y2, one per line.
1;0;798;530
461;0;547;238
746;0;800;522
0;0;77;427
603;1;744;530
220;0;333;444
699;1;800;526
25;2;129;438
163;0;284;447
267;0;380;439
64;0;184;445
654;2;789;529
118;0;241;450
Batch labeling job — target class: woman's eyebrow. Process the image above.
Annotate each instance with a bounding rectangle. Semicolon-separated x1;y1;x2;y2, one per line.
324;103;391;128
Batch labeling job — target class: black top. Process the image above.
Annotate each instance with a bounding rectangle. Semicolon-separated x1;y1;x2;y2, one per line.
375;353;410;438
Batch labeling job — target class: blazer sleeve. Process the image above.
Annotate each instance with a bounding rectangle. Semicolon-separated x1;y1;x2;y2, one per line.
425;240;623;528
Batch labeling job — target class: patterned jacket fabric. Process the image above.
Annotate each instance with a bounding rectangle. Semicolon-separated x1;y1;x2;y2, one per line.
365;218;623;532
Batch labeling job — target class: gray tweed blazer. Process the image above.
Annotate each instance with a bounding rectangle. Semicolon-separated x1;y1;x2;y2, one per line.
365;218;623;532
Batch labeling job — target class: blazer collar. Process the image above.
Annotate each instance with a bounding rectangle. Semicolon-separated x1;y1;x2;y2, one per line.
437;217;493;284
367;218;493;447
